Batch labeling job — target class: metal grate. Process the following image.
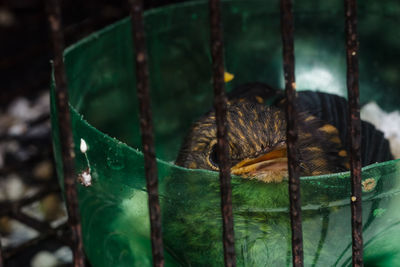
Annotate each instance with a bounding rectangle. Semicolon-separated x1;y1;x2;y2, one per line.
0;0;365;266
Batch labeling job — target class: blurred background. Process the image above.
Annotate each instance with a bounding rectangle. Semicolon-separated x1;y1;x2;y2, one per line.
0;1;186;266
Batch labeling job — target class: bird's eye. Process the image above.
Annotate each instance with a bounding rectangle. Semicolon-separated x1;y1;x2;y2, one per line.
209;144;220;169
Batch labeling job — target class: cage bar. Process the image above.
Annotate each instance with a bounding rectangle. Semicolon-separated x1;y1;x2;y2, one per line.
128;0;165;266
209;0;236;266
280;0;304;266
0;238;3;267
46;0;85;266
344;0;364;266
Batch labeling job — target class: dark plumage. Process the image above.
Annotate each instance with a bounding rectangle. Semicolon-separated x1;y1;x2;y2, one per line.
175;83;393;181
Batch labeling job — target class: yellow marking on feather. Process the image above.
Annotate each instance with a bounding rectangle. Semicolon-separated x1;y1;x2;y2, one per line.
202;131;212;138
305;116;315;122
189;162;197;169
255;144;262;151
274;123;279;132
238;133;246;141
228;132;236;142
330;136;341;144
255;96;264;104
306;146;323;152
319;124;339;134
198;137;211;143
345;162;350;169
193;144;206;151
199;124;212;130
229;143;236;152
253;109;258;120
338;150;347;157
301;132;312;138
312;159;327;167
239;98;245;103
238;117;245;127
312;171;323;176
227;114;234;126
224;72;235;82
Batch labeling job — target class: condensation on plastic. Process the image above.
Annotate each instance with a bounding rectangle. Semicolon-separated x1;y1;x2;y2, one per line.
51;0;400;266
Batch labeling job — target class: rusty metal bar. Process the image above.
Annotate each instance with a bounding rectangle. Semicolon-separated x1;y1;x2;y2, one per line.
129;1;164;266
280;0;304;266
209;1;236;266
0;237;3;267
344;0;363;266
46;0;85;266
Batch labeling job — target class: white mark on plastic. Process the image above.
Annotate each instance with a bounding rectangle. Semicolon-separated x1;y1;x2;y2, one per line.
80;138;88;153
78;137;92;187
79;169;92;187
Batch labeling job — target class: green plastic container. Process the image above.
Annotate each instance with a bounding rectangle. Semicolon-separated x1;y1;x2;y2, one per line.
51;0;400;266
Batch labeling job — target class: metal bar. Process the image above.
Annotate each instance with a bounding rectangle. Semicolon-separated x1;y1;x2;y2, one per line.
0;236;3;267
209;1;236;266
128;1;164;266
46;0;85;266
280;0;304;266
344;0;363;266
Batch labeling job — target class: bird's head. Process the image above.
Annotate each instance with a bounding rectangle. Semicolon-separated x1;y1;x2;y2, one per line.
176;99;349;183
176;101;291;182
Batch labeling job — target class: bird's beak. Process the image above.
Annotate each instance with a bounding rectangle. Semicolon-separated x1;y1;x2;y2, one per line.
231;146;288;183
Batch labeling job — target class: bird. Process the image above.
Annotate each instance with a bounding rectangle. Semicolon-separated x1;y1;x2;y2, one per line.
175;82;393;182
165;83;394;266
